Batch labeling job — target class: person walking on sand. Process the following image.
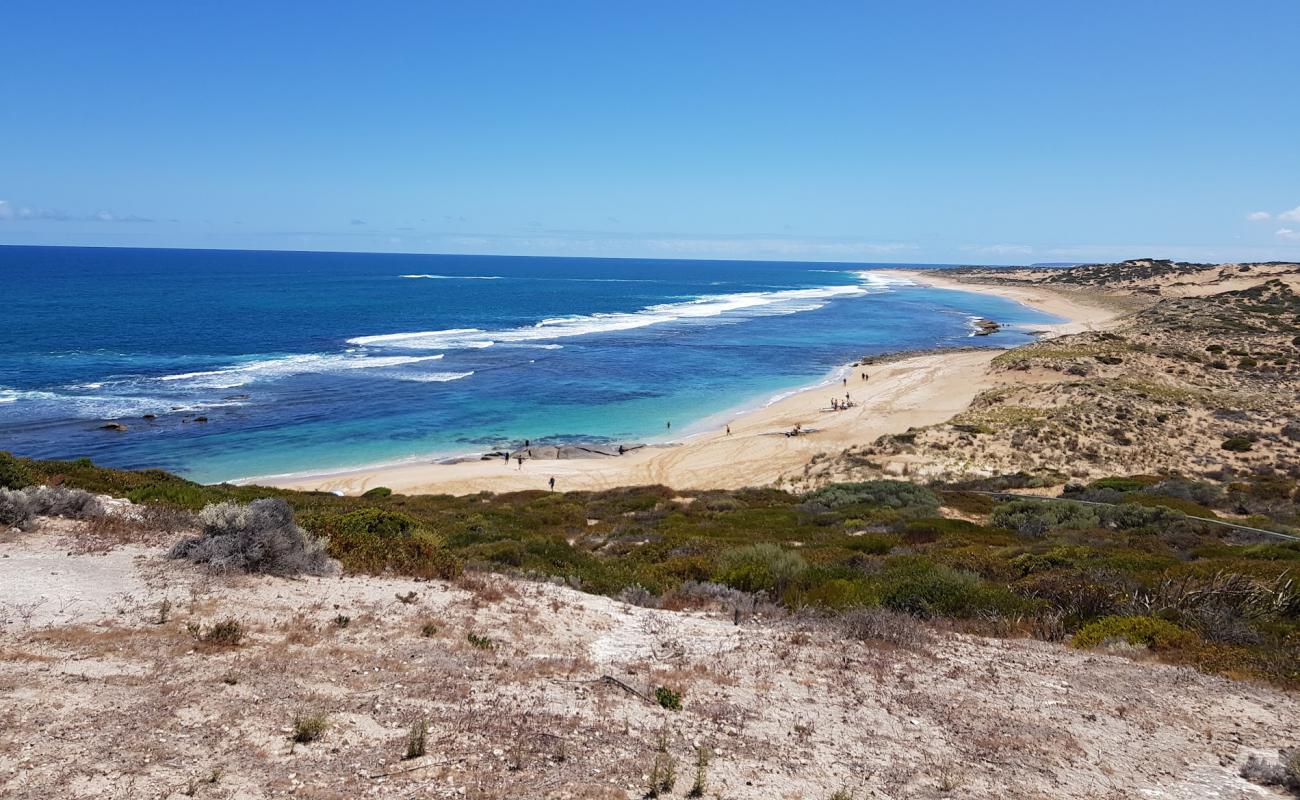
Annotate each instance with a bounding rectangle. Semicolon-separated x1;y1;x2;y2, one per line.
548;476;555;491
725;424;731;435
503;451;509;466
516;454;523;470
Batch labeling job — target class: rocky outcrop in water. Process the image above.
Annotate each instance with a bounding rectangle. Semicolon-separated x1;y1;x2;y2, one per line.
480;443;647;461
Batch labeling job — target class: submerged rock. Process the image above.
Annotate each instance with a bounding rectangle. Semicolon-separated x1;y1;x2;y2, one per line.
510;443;646;460
99;422;128;432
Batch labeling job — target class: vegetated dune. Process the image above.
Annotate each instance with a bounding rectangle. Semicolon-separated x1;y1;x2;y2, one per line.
803;260;1300;488
1;515;1296;800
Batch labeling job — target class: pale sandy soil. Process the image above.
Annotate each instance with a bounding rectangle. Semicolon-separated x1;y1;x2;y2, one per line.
1;519;1295;800
258;276;1122;497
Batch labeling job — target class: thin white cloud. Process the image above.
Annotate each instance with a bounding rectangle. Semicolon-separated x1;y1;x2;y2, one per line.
0;199;152;222
1246;211;1272;221
1276;228;1300;241
1277;206;1300;223
961;244;1034;257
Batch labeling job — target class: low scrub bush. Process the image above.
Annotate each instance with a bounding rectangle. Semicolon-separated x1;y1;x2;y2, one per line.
993;499;1102;537
803;480;939;516
834;606;929;647
0;452;37;490
714;543;808;595
24;485;104;519
292;712;329;744
654;685;683;711
1239;748;1300;793
0;485;103;528
992;498;1181;537
309;508;461;579
1070;615;1192;650
0;487;35;530
876;557;1028;618
169;499;336;576
188;618;246;647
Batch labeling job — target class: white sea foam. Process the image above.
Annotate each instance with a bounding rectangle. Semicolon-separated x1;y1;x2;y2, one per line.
349;281;880;351
400;274;504;280
852;270;917;289
386;370;475;383
156;353;447;389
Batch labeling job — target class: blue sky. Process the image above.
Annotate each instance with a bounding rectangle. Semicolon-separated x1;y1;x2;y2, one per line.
2;1;1298;264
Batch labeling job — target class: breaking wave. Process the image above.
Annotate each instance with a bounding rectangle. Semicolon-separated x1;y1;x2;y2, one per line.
154;353;448;389
349;281;885;351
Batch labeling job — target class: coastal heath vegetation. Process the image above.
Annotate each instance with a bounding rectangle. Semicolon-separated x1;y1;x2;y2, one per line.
5;452;1299;687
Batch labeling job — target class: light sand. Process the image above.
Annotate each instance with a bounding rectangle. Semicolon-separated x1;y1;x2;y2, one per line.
6;528;1293;798
257;273;1122;496
885;268;1123;335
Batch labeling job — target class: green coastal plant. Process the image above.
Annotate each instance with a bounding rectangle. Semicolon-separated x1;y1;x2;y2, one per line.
714;543;808;594
1070;615;1192;650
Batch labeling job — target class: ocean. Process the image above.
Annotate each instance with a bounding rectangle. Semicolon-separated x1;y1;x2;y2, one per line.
0;246;1058;483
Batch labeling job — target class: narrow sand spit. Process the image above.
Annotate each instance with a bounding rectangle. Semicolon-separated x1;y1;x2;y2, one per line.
1;527;1293;799
258;276;1122;497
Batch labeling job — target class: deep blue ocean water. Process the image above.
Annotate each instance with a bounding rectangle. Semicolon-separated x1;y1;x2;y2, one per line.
0;246;1058;483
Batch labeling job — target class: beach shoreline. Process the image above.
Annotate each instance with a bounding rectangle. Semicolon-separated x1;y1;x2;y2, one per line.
250;271;1122;496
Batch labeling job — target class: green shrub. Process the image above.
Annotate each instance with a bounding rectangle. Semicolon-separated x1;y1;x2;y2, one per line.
314;508;462;579
876;557;1028;618
992;499;1102;536
1087;476;1154;493
794;578;878;609
1221;437;1255;452
361;486;393;498
714;543;808;594
655;685;683;711
842;534;898;555
1071;615;1192;650
0;452;36;490
292;712;329;744
803;480;939;516
466;632;496;649
1123;493;1217;519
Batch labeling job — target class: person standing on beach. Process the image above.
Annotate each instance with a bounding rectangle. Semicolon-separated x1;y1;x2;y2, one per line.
666;421;671;430
548;476;555;491
725;424;731;435
516;454;523;470
503;452;509;466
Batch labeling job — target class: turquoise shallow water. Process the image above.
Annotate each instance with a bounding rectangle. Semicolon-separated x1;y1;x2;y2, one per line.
0;246;1059;483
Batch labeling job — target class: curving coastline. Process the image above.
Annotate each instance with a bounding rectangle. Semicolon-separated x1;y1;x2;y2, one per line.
254;273;1121;496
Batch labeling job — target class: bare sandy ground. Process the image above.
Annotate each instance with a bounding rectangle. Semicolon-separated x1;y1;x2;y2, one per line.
1;520;1294;800
259;276;1120;497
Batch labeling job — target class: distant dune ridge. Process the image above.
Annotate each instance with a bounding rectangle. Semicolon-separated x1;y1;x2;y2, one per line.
805;259;1300;487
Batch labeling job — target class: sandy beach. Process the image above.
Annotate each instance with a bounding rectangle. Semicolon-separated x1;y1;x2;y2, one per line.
257;272;1120;496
